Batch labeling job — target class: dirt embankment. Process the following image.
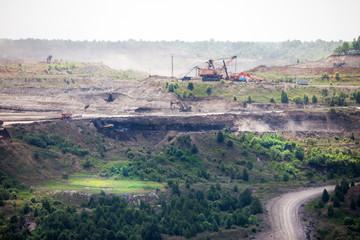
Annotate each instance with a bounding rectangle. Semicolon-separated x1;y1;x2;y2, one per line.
89;110;360;143
250;55;360;75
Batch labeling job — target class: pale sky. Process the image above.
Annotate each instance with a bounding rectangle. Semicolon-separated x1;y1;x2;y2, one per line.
0;0;359;42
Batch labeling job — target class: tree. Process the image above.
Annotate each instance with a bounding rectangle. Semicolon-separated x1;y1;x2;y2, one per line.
270;97;275;103
217;131;224;143
327;205;334;217
312;95;317;104
282;173;289;182
206;86;212;95
281;91;288;103
242;169;249;181
227;140;233;147
191;144;198;154
250;197;263;214
233;96;237;101
187;82;194;91
122;167;129;177
333;197;341;207
351;199;357;210
247;96;252;103
225;215;232;229
322;73;329;79
303;94;309;104
322;189;329;203
305;170;314;181
335;72;340;80
212;220;219;232
295;147;304;160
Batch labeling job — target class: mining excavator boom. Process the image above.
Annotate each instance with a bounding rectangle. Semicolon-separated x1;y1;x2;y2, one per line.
198;56;237;81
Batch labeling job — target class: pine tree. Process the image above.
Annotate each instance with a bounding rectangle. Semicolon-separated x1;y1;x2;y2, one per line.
281;91;288;103
242;169;249;181
312;95;317;104
351;199;357;210
327;205;334;217
322;189;329;203
217;131;224;143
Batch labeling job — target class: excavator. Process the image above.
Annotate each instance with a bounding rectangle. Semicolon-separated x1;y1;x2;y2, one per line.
198;56;237;81
170;100;191;112
231;72;252;82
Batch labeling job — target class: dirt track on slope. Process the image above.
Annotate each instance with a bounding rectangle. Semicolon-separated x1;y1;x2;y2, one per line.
263;185;334;240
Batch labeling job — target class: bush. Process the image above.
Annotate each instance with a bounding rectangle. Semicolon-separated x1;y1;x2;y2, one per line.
191;144;198;154
293;97;303;104
187;82;194;91
227;140;233;147
322;73;329;79
62;172;69;179
217;131;224;143
312;95;317;104
327;205;334;217
233;96;237;101
344;217;354;225
335;72;340;80
282;173;289;182
206;86;212;95
270;97;275;103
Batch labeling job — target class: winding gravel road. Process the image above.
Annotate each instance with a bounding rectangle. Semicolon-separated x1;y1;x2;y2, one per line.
267;185;334;240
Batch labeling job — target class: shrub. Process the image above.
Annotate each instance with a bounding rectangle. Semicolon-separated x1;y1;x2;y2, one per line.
335;72;340;80
312;95;317;104
270;97;275;103
282;173;289;182
322;73;329;79
217;131;224;143
344;217;354;225
62;172;69;179
233;96;237;101
327;205;334;217
187;82;194;91
293;96;303;104
227;140;233;147
206;86;212;95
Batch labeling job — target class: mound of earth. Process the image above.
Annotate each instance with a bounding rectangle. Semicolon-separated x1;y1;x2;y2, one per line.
249;55;360;75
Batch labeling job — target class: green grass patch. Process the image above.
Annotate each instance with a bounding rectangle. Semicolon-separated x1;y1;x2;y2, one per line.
40;176;163;194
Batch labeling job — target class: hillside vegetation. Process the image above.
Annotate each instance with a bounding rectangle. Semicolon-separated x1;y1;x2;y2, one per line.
0;119;360;239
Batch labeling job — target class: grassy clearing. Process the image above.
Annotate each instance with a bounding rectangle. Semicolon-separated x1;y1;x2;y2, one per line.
39;175;163;194
169;79;360;106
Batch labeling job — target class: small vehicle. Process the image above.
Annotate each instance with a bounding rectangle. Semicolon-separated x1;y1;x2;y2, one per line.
59;113;72;120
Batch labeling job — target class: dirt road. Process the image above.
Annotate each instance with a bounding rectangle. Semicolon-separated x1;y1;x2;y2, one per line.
265;185;334;240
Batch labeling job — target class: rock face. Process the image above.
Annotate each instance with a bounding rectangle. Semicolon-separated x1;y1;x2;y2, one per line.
91;110;360;141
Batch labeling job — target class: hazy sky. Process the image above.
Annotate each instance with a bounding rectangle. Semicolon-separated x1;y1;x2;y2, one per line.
0;0;359;42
